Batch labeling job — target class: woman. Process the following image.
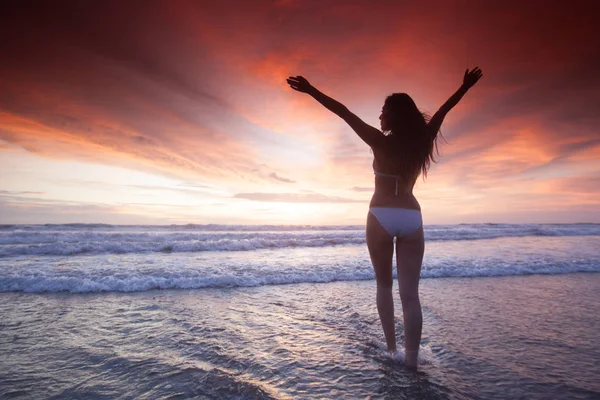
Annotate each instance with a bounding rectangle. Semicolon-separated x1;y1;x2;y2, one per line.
286;67;483;369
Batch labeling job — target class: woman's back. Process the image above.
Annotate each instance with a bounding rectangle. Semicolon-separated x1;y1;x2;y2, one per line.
370;137;426;211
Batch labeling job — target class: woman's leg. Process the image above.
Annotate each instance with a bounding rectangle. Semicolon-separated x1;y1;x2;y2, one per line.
366;211;396;352
395;225;424;368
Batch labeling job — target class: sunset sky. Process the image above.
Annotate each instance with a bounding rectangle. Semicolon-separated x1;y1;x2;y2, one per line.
1;0;599;225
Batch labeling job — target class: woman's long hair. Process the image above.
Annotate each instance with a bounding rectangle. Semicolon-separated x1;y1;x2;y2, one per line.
381;93;444;180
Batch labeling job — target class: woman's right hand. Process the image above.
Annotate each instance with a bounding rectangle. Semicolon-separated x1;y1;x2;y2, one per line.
286;76;314;94
463;67;483;89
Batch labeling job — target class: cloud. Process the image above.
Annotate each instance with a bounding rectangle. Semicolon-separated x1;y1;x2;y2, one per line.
546;173;600;196
269;172;296;183
0;190;46;195
0;191;214;224
50;179;223;196
233;192;363;203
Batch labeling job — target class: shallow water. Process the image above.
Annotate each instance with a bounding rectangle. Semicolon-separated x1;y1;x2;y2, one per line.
1;273;598;399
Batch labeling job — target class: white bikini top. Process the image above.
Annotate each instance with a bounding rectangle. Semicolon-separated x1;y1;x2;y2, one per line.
373;169;401;196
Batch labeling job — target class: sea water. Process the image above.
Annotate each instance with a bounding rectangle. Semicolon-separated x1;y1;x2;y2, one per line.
0;223;599;399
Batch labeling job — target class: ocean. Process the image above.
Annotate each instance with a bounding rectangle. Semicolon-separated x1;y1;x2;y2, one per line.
1;223;599;399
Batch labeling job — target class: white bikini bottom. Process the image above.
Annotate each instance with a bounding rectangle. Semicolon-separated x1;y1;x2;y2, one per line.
369;207;422;237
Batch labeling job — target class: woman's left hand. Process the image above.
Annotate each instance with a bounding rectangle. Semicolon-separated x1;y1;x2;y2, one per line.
463;67;483;89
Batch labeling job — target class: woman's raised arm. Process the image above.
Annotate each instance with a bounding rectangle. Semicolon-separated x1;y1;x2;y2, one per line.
287;76;385;148
428;67;483;134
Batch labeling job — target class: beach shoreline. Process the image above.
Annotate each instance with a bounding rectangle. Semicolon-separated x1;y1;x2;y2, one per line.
2;273;599;399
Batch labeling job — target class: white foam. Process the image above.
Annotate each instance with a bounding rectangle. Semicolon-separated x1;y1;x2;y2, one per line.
383;345;436;367
2;258;597;294
1;223;599;256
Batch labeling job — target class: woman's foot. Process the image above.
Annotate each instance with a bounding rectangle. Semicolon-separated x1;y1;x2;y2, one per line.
404;349;418;369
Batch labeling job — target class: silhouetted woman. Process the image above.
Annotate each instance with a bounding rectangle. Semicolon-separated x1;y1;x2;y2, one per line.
287;68;483;368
